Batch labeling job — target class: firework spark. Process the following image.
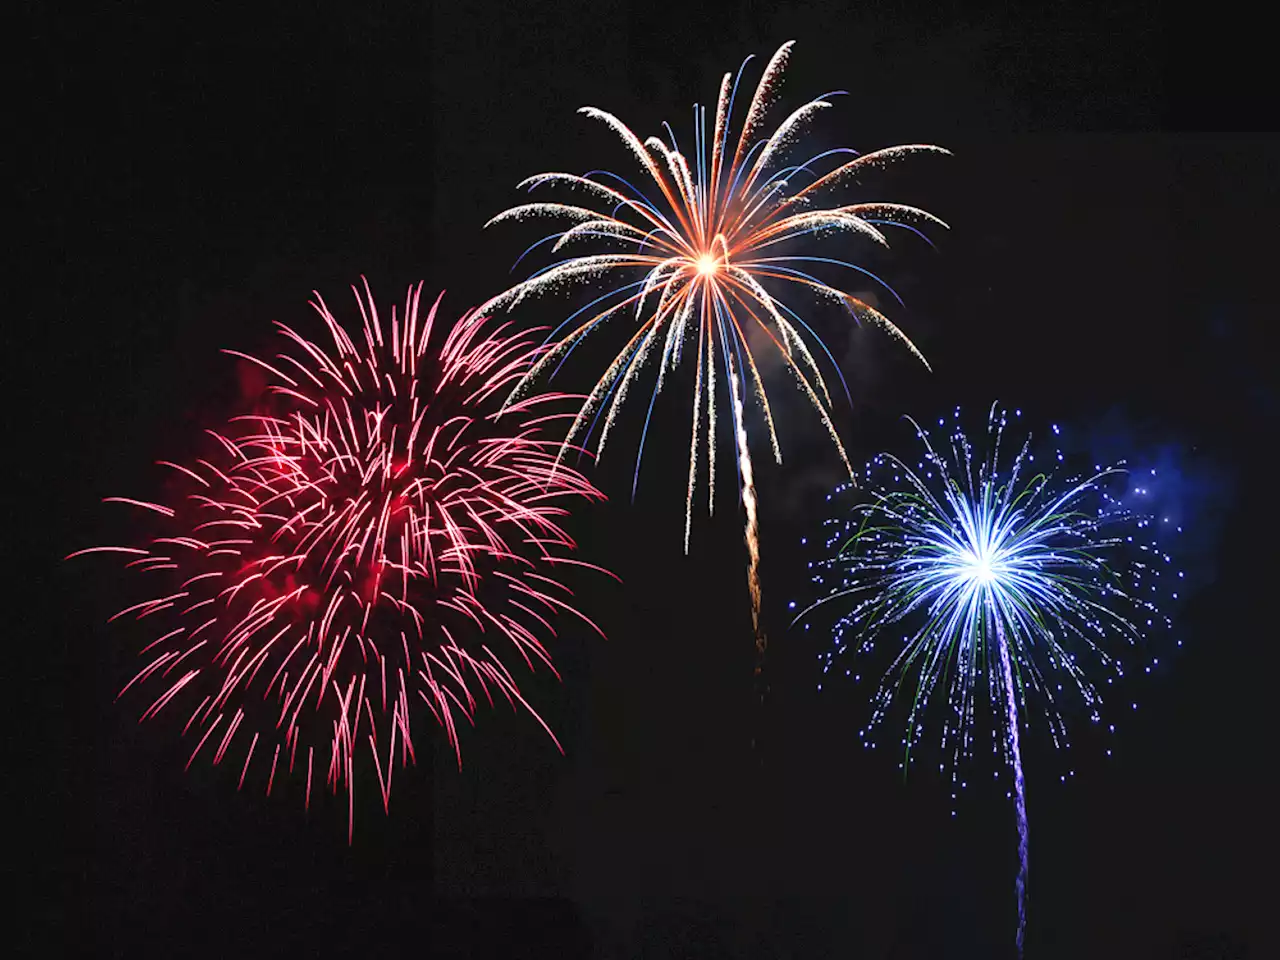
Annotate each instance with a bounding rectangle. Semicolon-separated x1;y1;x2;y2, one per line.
479;41;948;664
69;280;610;840
800;404;1181;954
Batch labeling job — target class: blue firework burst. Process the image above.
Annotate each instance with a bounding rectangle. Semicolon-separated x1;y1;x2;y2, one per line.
798;403;1183;955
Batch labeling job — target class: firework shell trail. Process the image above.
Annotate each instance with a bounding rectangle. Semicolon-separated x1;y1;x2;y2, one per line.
728;357;766;697
996;618;1029;955
478;41;948;669
68;279;613;841
800;404;1184;955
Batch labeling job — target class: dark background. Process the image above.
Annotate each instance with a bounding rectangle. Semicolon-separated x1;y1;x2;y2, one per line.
20;1;1277;957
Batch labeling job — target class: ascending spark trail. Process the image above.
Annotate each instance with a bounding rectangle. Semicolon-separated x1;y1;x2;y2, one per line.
729;359;766;697
996;618;1029;957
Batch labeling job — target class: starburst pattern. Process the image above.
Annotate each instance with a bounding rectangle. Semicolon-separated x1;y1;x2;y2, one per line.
69;280;610;839
480;40;947;672
801;404;1182;954
485;43;948;531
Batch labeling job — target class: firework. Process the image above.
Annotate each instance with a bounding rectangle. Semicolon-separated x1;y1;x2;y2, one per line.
479;41;948;667
68;280;610;840
800;404;1182;955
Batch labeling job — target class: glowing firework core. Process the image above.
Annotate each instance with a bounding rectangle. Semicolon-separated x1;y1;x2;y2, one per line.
964;548;1000;586
695;252;719;276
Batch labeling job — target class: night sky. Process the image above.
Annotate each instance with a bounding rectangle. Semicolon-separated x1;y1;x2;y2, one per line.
23;2;1277;957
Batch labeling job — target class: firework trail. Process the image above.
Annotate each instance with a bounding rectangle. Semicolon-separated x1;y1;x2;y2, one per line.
995;621;1029;954
728;358;765;689
68;280;610;840
478;41;948;667
800;404;1182;954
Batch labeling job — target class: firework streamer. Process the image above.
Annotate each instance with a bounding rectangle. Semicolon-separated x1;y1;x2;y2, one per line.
800;404;1182;954
479;42;947;687
995;619;1029;954
728;356;767;715
69;280;612;840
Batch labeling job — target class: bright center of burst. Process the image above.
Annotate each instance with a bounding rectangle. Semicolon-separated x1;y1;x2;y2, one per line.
696;253;718;276
963;549;999;586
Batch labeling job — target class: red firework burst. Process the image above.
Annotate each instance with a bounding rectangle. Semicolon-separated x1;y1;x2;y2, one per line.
70;279;610;839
